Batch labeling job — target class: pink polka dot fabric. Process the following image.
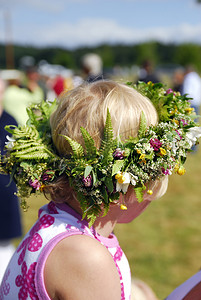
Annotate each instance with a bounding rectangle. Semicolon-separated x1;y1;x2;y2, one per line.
0;201;131;300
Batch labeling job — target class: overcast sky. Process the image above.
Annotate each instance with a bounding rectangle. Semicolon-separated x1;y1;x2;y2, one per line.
0;0;201;48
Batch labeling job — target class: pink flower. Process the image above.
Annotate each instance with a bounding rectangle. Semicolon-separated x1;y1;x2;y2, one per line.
180;119;188;126
82;174;92;187
29;179;41;190
166;88;175;95
150;138;162;151
162;167;170;175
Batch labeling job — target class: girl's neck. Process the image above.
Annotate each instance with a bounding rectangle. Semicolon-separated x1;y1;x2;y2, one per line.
93;206;121;237
64;198;121;238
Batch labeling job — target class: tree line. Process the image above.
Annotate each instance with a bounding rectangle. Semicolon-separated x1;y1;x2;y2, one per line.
1;41;201;73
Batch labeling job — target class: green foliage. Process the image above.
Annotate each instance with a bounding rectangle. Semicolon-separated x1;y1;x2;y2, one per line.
112;159;125;176
138;112;147;138
62;135;84;159
0;41;200;72
134;185;146;203
80;127;97;159
99;109;116;164
174;43;201;71
1;82;200;228
5;125;55;160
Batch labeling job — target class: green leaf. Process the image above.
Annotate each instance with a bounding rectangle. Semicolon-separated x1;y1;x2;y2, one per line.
105;176;114;193
112;159;125;176
92;169;97;185
138;111;147;137
101;186;109;203
84;165;93;178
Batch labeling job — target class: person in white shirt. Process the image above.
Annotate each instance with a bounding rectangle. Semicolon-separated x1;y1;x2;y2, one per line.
182;65;201;115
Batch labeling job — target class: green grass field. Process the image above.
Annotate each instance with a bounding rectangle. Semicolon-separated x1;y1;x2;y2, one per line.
15;145;201;300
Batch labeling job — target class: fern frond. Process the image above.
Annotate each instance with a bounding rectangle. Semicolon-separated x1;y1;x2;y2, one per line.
99;109;115;164
138;111;147;137
5;125;39;140
12;141;42;151
80;127;97;158
61;135;84;158
15;152;51;160
88;213;98;228
134;185;146;203
102;203;110;217
87;205;102;227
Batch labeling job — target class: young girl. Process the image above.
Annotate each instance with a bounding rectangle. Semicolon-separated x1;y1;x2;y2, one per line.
0;80;200;300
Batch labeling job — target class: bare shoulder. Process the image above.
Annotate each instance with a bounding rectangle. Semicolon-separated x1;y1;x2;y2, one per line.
44;234;121;300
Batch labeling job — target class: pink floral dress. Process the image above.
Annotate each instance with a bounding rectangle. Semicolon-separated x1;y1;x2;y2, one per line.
0;201;131;300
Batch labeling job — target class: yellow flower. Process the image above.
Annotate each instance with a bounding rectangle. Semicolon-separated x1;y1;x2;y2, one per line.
147;189;153;195
115;172;138;193
139;153;145;160
176;165;186;175
148;81;153;86
159;148;166;156
120;204;128;210
174;164;179;172
139;153;146;164
115;173;126;184
185;107;194;114
172;119;179;125
136;149;141;154
39;184;46;192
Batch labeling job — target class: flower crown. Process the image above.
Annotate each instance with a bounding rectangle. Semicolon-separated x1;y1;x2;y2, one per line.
1;81;201;226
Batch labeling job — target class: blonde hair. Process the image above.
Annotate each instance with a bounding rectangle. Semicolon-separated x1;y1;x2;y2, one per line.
50;80;158;155
47;80;167;203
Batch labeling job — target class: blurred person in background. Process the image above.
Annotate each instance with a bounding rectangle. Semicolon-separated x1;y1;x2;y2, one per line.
81;53;103;82
182;65;201;152
2;69;43;125
172;67;184;94
182;64;201;115
24;65;46;100
19;55;46;99
0;77;22;283
137;59;160;84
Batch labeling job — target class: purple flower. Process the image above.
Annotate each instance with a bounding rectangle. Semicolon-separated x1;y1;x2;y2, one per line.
42;170;54;182
149;138;162;151
180;119;188;126
162;167;171;175
166;88;175;95
82;174;92;187
113;148;125;160
29;179;41;190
